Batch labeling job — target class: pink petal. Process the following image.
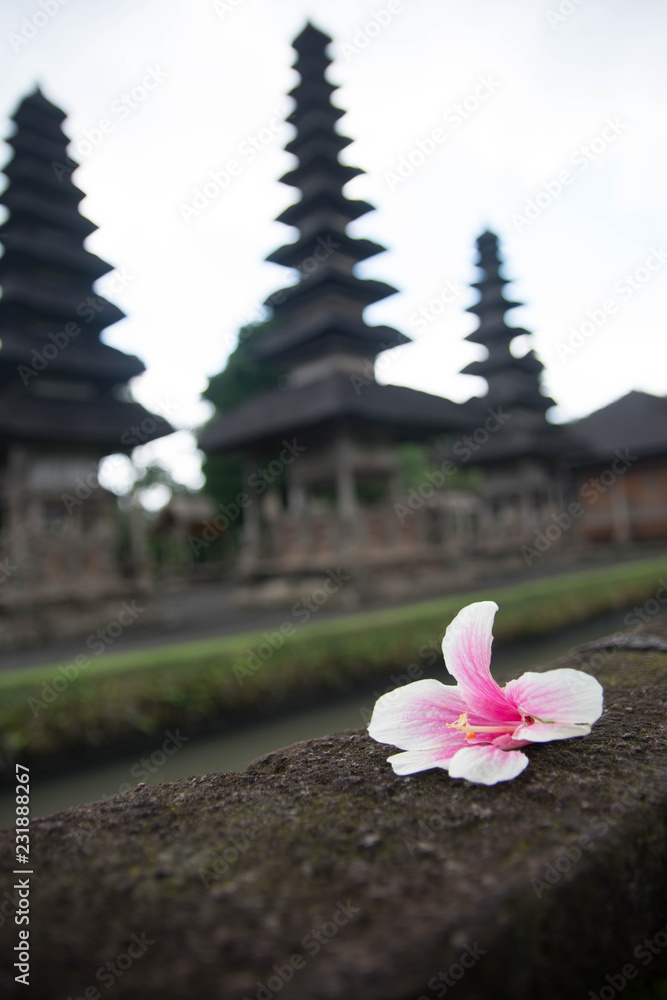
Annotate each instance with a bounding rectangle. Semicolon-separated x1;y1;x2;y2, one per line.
491;734;532;750
513;720;593;742
387;747;459;775
441;602;518;722
504;669;603;725
448;744;529;785
368;679;470;751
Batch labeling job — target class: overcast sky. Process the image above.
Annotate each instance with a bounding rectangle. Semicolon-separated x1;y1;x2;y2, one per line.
1;0;666;494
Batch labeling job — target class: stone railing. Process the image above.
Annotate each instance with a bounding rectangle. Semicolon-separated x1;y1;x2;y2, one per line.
1;632;666;998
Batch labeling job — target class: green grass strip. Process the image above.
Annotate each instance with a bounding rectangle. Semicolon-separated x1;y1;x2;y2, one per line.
0;555;664;769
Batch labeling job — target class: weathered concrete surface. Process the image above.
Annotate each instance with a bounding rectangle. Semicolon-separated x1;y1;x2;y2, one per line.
1;643;667;1000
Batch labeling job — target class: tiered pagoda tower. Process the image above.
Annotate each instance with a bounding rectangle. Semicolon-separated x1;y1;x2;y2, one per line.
452;231;573;561
256;21;409;379
0;88;172;644
462;230;554;416
200;23;469;597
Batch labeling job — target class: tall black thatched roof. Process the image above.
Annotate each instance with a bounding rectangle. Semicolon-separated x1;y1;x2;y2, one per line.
0;88;172;450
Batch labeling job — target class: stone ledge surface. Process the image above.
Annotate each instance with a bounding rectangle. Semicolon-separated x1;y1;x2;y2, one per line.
1;646;667;999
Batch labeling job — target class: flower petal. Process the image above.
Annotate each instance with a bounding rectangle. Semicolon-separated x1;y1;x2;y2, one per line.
513;720;593;742
504;669;603;725
491;733;532;750
441;601;518;721
448;744;529;785
387;747;458;775
368;678;469;751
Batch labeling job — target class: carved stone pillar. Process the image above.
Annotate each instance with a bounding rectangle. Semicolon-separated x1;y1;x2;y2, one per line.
242;457;261;566
335;433;357;524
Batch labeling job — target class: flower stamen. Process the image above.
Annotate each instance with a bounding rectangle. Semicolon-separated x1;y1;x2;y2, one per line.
446;712;518;739
446;712;469;732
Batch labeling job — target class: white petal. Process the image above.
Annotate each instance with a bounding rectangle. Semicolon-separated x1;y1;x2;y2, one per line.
513;720;592;742
448;744;529;785
504;669;603;725
387;747;457;775
368;678;469;751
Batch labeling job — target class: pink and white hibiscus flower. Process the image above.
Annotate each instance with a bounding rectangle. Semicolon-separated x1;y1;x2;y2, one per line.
368;601;603;785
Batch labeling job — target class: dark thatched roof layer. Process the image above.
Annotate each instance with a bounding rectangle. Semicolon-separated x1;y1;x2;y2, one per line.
568;390;667;465
0;87;174;450
0;382;172;451
199;372;469;453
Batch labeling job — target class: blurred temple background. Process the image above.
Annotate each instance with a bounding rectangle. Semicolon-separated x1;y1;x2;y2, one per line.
0;21;665;648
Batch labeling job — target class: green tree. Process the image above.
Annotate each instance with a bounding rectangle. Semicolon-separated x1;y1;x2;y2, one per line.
397;441;482;493
200;320;285;546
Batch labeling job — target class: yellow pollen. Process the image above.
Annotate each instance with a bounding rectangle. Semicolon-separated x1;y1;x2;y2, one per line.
447;712;476;737
446;712;468;731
